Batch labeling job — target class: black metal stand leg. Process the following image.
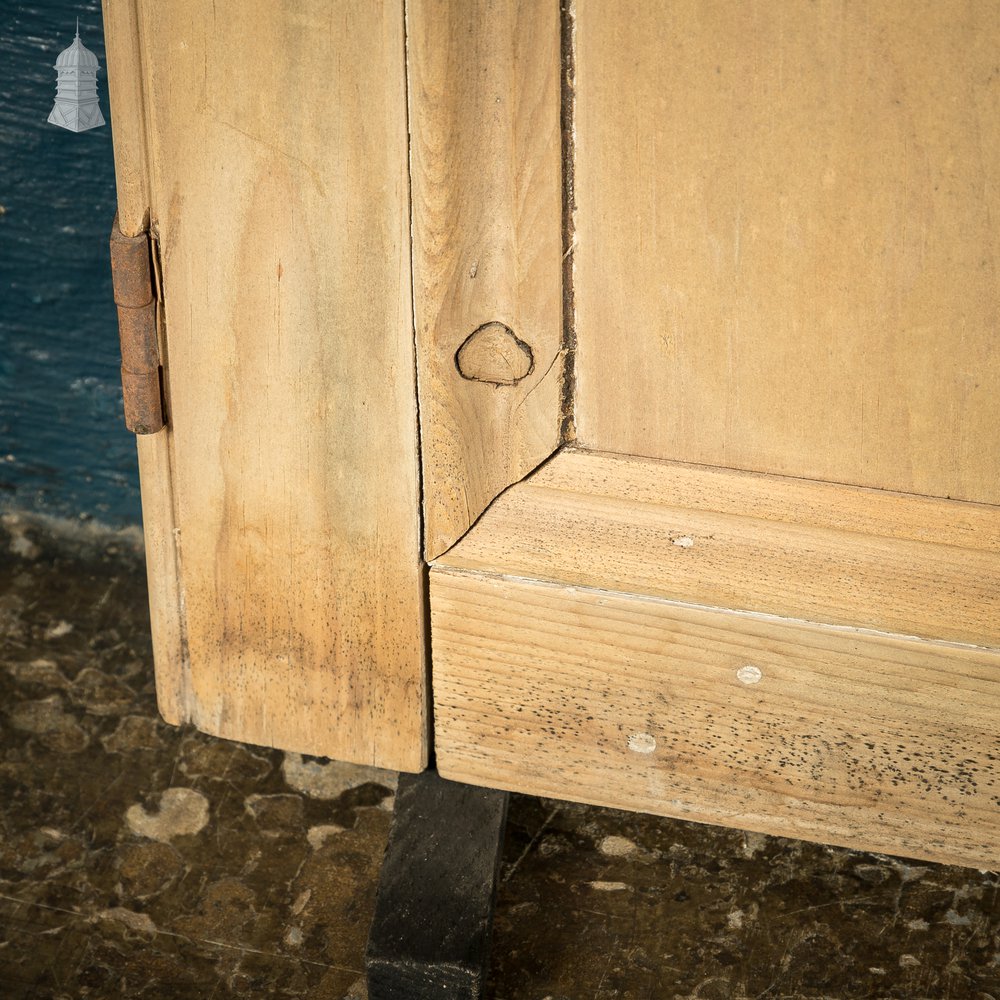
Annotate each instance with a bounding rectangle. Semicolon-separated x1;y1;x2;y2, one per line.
366;769;510;1000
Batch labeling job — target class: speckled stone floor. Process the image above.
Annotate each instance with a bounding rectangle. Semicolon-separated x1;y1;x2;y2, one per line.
1;512;999;1000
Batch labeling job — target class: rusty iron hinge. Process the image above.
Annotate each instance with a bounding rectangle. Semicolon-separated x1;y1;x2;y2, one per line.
110;213;165;434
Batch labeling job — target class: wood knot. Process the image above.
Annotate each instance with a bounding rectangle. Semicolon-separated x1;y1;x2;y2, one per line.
455;322;534;385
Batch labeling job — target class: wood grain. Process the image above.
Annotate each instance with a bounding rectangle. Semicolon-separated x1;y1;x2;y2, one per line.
431;568;1000;869
407;0;564;558
101;0;149;237
573;0;1000;505
431;450;1000;867
119;0;426;768
439;450;1000;649
101;0;186;724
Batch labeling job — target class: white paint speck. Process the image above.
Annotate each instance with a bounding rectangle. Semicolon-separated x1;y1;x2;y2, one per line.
126;787;209;842
97;907;157;935
307;823;346;850
627;732;656;754
284;926;304;947
736;664;763;685
588;881;629;891
44;620;74;640
899;954;921;968
599;835;638;857
283;752;397;799
672;535;694;548
740;831;768;858
727;908;744;930
10;533;39;559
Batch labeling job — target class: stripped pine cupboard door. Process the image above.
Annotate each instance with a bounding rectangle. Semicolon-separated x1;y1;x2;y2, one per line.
102;0;427;770
106;0;1000;869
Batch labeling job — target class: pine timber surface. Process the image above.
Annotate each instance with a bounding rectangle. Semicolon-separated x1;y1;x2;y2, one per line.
104;0;426;769
407;0;564;559
431;449;1000;868
573;1;1000;506
102;0;185;730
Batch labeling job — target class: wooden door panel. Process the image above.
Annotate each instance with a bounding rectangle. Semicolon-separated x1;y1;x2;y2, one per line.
574;0;1000;505
104;0;426;769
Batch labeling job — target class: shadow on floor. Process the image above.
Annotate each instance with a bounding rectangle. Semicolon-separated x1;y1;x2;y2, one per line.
0;512;997;999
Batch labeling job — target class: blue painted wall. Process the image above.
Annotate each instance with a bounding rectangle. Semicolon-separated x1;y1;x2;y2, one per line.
1;0;141;527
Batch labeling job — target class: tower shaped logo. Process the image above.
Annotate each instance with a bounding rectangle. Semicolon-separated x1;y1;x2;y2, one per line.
48;19;106;132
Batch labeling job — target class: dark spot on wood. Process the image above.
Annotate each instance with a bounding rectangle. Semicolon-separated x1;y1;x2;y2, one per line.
455;322;534;386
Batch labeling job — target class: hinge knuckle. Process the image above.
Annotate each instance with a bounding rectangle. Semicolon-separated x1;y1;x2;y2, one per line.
110;212;165;435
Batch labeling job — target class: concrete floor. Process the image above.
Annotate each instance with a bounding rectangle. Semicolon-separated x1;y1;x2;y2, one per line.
1;512;998;999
